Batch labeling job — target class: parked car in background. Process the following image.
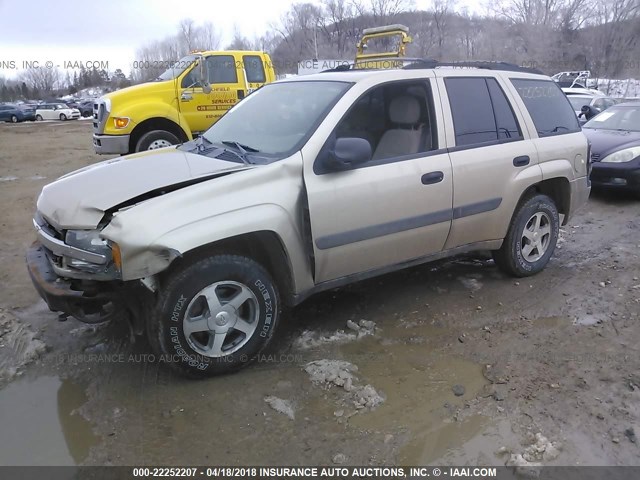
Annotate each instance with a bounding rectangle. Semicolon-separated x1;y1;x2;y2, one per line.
77;100;94;117
582;101;640;195
35;103;81;121
562;87;604;97
566;94;618;124
0;103;36;122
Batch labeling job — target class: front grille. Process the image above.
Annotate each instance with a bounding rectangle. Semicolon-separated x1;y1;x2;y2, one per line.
93;102;107;134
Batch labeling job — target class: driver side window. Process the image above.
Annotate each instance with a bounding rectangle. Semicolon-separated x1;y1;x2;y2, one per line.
334;80;437;163
181;69;199;89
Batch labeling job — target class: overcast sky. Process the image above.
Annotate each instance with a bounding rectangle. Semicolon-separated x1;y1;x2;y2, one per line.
0;0;479;79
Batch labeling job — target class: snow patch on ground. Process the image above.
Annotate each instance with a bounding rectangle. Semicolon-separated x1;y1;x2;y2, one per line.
595;78;640;98
304;359;385;410
500;432;561;477
294;320;376;350
458;276;483;291
264;396;295;420
0;308;47;385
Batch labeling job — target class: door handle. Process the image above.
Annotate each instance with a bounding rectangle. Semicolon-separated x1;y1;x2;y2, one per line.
513;155;530;167
180;93;192;101
421;171;444;185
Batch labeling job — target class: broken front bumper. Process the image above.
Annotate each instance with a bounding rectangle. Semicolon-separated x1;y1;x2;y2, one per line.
26;242;123;322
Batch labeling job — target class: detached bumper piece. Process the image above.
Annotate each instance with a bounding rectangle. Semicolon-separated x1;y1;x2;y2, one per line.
26;242;123;323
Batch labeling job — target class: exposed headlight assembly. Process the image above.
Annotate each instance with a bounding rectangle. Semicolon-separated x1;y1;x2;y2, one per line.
601;146;640;163
64;230;121;276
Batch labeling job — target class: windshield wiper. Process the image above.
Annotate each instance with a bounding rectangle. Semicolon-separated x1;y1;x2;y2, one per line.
221;140;260;153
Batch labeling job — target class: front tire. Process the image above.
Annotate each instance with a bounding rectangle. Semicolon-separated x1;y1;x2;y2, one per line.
10;115;18;123
148;255;280;377
135;130;180;151
492;194;559;277
59;113;67;121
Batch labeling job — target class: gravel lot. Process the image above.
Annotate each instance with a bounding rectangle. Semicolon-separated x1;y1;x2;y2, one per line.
0;120;638;466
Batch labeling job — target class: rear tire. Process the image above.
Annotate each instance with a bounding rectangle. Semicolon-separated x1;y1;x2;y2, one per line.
35;114;43;121
492;194;559;277
135;130;180;151
148;255;280;378
10;115;18;123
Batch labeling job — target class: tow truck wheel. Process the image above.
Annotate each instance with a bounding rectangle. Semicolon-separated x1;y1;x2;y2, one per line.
148;255;281;377
135;130;180;151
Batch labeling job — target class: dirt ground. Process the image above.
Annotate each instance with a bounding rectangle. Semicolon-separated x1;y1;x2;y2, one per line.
0;120;638;467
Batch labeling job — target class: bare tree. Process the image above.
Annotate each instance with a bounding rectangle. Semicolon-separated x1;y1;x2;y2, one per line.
193;22;222;50
432;0;457;58
19;66;61;93
352;0;415;25
179;18;196;52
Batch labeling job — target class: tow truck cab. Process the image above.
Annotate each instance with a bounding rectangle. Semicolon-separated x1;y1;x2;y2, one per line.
92;50;275;155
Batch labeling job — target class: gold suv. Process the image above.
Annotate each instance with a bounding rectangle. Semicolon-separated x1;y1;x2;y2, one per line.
27;62;590;377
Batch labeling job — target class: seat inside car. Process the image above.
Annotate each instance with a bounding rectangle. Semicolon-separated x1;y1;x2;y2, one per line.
372;95;426;160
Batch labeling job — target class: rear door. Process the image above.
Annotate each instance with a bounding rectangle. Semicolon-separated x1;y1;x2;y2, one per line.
439;74;542;249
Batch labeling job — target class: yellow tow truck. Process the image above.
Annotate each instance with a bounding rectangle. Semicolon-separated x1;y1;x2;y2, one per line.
93;50;275;154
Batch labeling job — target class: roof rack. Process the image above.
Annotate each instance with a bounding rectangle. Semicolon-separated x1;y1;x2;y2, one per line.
402;59;543;75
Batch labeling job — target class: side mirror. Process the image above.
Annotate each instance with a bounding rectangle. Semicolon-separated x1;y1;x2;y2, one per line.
198;59;212;94
324;137;372;171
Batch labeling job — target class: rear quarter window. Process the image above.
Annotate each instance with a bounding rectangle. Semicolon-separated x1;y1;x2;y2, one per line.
511;78;580;137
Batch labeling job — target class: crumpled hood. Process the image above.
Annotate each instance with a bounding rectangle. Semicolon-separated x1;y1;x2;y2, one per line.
37;147;251;229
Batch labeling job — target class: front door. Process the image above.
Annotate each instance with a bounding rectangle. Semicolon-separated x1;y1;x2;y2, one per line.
179;54;245;135
303;78;454;283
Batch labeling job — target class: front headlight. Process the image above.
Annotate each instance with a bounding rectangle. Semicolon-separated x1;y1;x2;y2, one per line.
65;230;109;254
601;146;640;163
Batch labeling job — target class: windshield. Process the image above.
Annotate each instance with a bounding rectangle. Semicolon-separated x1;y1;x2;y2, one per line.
202;81;352;157
56;104;66;109
583;105;640;132
156;55;198;81
568;96;591;110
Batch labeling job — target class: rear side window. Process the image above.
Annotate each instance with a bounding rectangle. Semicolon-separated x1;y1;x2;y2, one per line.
207;55;238;84
486;78;521;140
511;79;580;137
243;55;266;83
445;77;522;147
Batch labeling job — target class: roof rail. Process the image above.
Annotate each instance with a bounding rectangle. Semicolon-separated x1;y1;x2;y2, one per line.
402;59;543;75
321;64;353;73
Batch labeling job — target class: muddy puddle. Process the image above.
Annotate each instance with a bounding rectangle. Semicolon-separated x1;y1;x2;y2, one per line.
342;334;495;463
0;375;99;465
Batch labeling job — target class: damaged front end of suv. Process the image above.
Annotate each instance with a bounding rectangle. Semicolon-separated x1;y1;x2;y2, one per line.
26;146;255;331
